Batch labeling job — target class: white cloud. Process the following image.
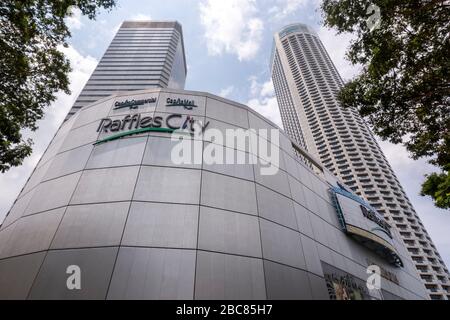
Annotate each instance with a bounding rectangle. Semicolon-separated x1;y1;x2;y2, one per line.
249;76;274;97
268;0;310;20
249;75;260;96
219;86;234;98
247;77;282;127
0;46;97;224
199;0;264;61
65;7;83;30
318;26;361;81
248;96;282;128
261;80;275;96
130;13;152;21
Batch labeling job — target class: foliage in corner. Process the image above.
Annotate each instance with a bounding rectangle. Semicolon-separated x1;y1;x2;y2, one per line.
0;0;116;172
321;0;450;209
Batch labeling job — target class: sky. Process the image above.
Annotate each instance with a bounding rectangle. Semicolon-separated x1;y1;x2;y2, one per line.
1;0;449;268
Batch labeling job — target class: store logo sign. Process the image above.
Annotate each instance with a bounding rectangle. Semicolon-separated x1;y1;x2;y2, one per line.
166;97;198;110
114;97;157;110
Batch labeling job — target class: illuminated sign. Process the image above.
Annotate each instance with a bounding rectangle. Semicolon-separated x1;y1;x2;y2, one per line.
94;113;209;145
330;185;403;267
166;97;198;110
114;97;157;110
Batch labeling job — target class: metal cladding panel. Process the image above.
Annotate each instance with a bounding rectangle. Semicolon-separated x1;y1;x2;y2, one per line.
0;88;428;300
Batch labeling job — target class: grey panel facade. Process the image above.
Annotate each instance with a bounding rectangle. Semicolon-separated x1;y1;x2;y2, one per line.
0;88;429;300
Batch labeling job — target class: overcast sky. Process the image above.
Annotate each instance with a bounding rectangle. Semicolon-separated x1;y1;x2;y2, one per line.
1;0;449;268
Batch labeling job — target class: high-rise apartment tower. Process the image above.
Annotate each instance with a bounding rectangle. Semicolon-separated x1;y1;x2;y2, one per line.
65;20;187;120
270;23;450;300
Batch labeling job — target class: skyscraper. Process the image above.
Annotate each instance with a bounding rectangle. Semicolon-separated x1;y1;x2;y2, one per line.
66;20;187;120
271;23;450;300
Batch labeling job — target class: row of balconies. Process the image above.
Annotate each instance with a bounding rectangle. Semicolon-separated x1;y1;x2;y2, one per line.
420;272;448;286
408;256;447;276
409;248;447;271
418;265;449;280
425;284;442;293
429;293;448;300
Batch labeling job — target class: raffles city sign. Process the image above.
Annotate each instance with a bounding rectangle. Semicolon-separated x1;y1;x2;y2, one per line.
95;113;209;144
93;95;282;176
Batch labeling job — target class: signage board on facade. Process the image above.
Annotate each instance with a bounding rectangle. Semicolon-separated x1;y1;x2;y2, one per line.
166;97;198;110
114;97;157;110
322;261;371;300
94;95;207;145
95;113;209;145
330;185;403;267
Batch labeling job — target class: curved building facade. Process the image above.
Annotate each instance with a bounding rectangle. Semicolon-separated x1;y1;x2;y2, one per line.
0;88;427;300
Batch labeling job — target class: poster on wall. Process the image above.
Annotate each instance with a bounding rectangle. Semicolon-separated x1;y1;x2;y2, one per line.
321;262;372;300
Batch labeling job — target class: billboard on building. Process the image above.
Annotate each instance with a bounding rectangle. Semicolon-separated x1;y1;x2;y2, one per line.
330;185;403;267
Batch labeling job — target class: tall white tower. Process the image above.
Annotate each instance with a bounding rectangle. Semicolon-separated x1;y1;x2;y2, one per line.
270;23;450;300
